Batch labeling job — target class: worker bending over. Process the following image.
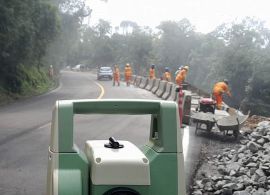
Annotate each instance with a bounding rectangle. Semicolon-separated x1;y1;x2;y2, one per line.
212;79;232;110
113;64;120;86
175;65;189;85
124;63;132;86
149;64;156;79
163;67;171;82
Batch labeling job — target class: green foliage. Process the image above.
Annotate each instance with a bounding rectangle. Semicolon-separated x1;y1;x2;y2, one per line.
16;64;54;95
0;0;59;94
73;17;270;115
188;34;225;92
0;0;269;116
0;64;55;105
43;0;91;68
156;19;197;68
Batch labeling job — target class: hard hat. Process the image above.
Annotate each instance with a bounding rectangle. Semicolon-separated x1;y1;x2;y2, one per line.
183;65;189;70
223;79;229;85
165;67;169;71
50;65;53;68
126;63;130;66
179;66;183;70
151;64;155;69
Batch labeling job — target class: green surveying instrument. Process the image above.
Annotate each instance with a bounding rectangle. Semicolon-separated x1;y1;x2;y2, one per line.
47;99;186;195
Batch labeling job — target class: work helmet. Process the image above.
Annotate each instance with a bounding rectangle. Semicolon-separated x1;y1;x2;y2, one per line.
151;64;155;69
223;79;229;85
165;67;169;71
179;66;183;70
183;65;189;70
126;63;130;67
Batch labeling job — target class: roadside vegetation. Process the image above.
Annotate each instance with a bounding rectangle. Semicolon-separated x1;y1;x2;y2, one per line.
0;65;56;105
0;0;269;115
0;0;90;104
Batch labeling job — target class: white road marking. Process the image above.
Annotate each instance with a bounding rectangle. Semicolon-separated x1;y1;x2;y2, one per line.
38;123;51;129
183;127;189;159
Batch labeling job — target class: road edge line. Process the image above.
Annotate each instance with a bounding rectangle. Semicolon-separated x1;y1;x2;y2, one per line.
95;82;105;99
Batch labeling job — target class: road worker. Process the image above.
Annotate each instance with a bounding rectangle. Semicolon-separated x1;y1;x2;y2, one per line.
163;67;171;82
212;79;232;110
175;65;189;85
113;64;120;86
149;64;156;79
48;65;54;78
175;66;183;76
124;63;132;86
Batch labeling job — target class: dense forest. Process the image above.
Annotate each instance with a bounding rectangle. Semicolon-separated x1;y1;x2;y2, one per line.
0;0;270;115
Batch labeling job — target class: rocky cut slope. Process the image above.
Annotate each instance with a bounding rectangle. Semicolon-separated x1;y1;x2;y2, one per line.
192;116;270;195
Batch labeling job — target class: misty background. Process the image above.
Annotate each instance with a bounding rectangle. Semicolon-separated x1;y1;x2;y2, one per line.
0;0;270;115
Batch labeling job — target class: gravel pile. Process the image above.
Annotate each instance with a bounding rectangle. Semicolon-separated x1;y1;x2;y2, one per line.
192;121;270;195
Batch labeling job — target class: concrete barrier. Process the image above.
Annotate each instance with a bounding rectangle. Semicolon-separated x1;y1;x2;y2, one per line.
131;75;137;84
134;76;142;87
182;90;192;125
132;75;204;125
156;80;167;97
167;84;178;101
191;98;199;106
182;83;188;90
151;79;160;94
162;82;173;100
139;77;148;89
145;79;155;91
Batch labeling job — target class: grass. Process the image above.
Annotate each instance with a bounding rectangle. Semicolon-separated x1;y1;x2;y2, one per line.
0;65;58;106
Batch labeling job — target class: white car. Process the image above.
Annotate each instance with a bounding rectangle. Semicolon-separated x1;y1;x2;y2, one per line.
97;66;113;80
72;64;82;71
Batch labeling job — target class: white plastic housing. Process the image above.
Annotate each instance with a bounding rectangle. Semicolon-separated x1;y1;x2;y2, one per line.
85;140;150;185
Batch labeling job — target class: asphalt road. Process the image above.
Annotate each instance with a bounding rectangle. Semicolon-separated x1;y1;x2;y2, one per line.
0;71;203;195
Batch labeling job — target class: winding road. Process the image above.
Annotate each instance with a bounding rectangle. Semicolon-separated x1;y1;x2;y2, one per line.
0;71;203;195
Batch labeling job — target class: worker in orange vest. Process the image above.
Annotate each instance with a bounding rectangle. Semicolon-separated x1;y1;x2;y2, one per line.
124;63;132;86
212;79;232;110
175;65;189;85
175;66;183;76
149;64;156;79
113;64;120;86
49;65;54;78
163;67;171;82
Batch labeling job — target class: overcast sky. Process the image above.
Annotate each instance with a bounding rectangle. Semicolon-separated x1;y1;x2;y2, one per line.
86;0;270;33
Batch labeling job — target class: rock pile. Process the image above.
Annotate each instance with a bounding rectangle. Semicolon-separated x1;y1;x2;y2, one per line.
192;121;270;195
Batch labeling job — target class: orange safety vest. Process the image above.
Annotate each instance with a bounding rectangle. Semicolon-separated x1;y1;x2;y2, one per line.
212;81;231;109
213;82;230;95
149;68;155;79
163;72;171;81
175;69;187;85
113;68;120;80
125;67;132;80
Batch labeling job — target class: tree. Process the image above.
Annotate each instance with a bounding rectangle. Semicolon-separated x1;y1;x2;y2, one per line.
188;34;225;91
43;0;91;68
211;18;270;107
156;19;198;73
0;0;59;92
120;20;138;35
